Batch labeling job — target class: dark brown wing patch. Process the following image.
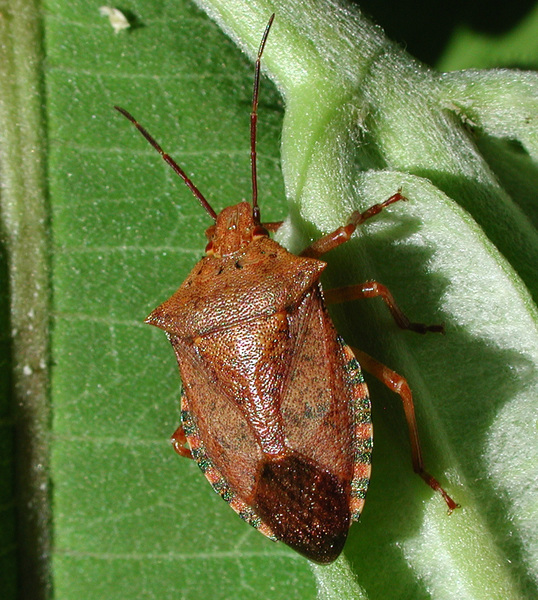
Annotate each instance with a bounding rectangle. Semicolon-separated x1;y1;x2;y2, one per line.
254;453;349;563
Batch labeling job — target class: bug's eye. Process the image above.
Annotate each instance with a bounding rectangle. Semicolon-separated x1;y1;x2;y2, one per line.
205;224;216;241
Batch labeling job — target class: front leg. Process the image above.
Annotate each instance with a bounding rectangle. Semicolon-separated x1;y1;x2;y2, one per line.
300;191;406;258
171;425;193;459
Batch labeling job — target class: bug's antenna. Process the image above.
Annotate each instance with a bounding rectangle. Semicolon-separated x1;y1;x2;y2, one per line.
251;13;275;224
114;105;218;221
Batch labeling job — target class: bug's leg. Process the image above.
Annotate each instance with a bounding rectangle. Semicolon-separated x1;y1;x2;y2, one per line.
262;221;284;232
301;191;406;258
325;281;444;334
351;346;459;512
171;425;193;459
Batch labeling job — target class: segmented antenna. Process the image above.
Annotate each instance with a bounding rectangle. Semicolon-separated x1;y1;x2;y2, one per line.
114;105;218;221
115;14;275;225
251;13;275;224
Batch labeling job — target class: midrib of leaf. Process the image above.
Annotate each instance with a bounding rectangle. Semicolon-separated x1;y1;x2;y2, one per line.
0;1;51;599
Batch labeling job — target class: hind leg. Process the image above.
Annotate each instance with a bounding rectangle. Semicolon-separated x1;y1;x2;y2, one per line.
351;346;458;512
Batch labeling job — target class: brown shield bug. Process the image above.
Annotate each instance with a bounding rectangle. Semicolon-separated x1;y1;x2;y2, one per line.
115;14;458;564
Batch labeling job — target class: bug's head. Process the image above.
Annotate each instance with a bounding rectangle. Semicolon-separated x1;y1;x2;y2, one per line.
205;202;268;257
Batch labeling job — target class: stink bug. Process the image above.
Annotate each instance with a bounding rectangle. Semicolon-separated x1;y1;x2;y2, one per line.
116;15;457;564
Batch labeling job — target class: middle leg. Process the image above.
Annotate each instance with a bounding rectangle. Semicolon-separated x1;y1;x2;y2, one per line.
325;281;444;335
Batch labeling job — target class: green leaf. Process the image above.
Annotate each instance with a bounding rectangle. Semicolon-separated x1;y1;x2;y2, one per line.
2;0;538;599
